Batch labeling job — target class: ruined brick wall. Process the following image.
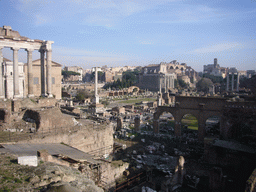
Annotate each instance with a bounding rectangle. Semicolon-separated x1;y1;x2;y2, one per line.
0;100;12;112
101;162;129;189
175;96;226;111
139;74;160;91
37;107;74;132
37;98;57;107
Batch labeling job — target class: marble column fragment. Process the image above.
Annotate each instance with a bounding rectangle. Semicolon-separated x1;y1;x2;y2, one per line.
26;49;34;97
231;74;234;91
95;67;98;97
46;49;53;97
39;49;46;97
12;47;20;98
236;73;239;92
227;73;229;91
0;47;4;98
94;67;99;104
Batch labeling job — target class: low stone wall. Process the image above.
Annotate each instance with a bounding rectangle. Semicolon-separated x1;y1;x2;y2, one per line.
101;161;129;189
17;122;114;156
37;98;57;107
38;149;70;167
37;107;74;132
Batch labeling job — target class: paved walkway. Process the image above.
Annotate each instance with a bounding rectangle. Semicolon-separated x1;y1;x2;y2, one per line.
0;143;102;164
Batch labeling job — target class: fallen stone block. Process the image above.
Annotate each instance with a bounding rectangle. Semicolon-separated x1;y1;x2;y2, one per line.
18;156;38;166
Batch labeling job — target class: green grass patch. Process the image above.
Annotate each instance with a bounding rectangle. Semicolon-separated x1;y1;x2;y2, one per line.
118;97;156;104
111;160;125;167
181;114;198;130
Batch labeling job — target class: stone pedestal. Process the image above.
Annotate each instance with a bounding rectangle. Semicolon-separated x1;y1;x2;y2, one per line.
135;116;141;132
89;103;104;114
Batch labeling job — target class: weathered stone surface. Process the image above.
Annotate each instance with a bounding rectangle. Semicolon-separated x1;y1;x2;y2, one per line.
38;180;49;187
62;174;76;182
46;183;81;192
18;156;37;166
29;175;40;184
50;176;62;183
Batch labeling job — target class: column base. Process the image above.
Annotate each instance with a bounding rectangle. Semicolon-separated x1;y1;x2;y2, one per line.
0;95;5;99
48;94;53;98
41;93;48;97
13;95;22;100
28;94;34;98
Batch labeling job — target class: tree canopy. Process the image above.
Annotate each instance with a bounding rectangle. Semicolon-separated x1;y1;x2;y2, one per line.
75;90;93;101
62;70;80;78
196;78;213;93
103;70;140;90
175;79;189;89
203;73;223;84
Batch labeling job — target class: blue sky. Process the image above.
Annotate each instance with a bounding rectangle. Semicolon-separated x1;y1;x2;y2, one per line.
0;0;256;71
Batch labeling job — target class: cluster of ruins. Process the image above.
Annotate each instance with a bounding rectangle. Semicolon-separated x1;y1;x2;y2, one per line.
0;25;256;192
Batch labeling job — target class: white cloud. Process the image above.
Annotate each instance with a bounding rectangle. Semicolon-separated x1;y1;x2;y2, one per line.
15;0;182;27
52;46;133;68
189;42;243;54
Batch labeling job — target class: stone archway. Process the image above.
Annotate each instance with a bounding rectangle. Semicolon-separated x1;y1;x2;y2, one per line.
153;107;177;134
180;114;198;138
205;116;220;137
158;112;175;134
23;110;40;131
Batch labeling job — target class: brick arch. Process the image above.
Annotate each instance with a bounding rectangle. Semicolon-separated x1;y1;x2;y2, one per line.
203;112;222;123
153;96;256;141
177;110;200;123
23;110;41;131
154;107;177;120
204;113;221;137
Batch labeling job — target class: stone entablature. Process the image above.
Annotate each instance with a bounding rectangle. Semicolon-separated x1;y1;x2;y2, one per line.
0;26;54;99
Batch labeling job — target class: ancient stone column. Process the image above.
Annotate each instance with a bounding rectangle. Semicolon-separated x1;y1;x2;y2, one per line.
0;47;4;98
135;116;141;132
171;76;174;88
164;75;166;93
117;117;123;131
231;73;234;91
157;75;162;106
39;49;46;97
46;49;53;97
159;75;162;94
95;67;98;96
236;73;239;92
94;67;99;104
153;119;159;133
168;77;170;90
26;49;34;97
174;121;182;137
226;73;229;91
12;47;20;98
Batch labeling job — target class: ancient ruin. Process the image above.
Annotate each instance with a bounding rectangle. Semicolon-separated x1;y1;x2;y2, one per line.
0;26;55;99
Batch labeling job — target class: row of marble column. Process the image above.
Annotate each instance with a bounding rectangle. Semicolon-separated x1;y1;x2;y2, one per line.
0;47;52;99
226;73;239;92
163;75;175;93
